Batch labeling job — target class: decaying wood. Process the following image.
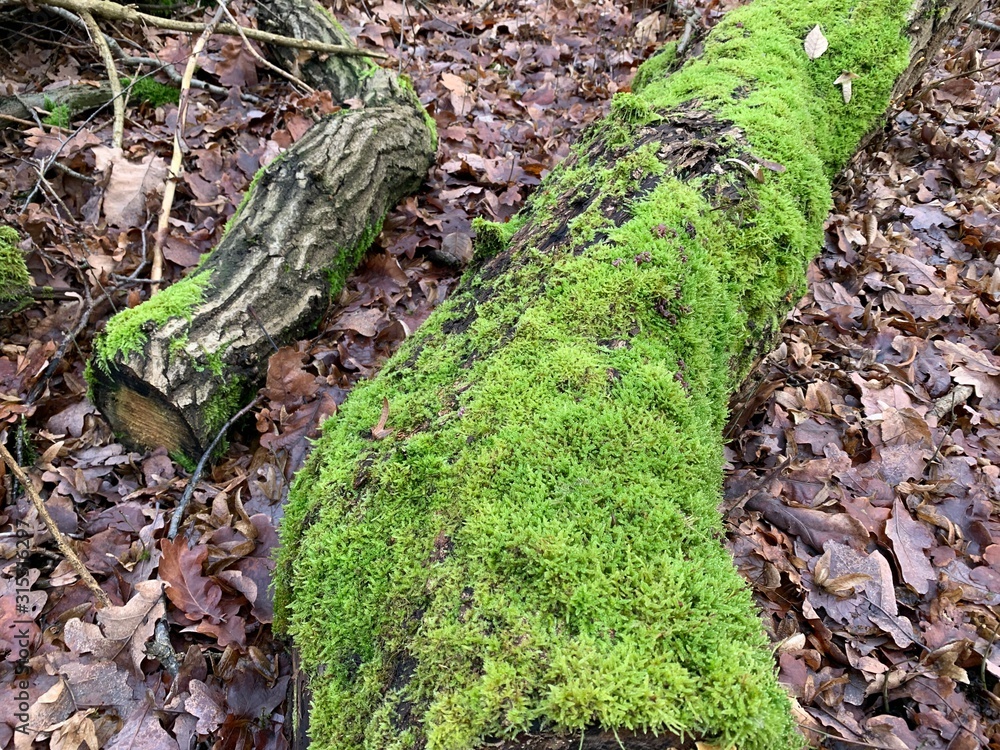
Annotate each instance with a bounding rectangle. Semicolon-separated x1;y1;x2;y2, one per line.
89;0;435;458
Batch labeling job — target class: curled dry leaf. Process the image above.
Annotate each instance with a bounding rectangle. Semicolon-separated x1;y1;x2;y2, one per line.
371;397;393;439
833;71;858;103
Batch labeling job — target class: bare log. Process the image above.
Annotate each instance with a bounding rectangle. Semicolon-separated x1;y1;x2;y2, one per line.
88;0;435;459
273;0;975;748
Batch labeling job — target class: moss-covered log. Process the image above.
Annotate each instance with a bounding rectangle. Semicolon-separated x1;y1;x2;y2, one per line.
274;0;973;748
88;0;436;459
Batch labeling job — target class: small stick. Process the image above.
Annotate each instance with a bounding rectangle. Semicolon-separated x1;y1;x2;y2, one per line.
0;442;112;609
20;0;388;59
167;395;262;539
152;3;224;290
0;112;71;131
79;8;125;149
217;0;315;95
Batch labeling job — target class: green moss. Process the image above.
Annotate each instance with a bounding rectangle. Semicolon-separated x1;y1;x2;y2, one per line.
223;152;288;239
0;226;31;314
324;216;384;294
170;449;197;473
471;216;523;261
84;359;96;404
94;270;212;371
121;76;180;107
397;74;438;151
201;375;246;450
168;333;189;360
277;0;917;748
41;98;71;129
631;42;679;93
609;92;660;126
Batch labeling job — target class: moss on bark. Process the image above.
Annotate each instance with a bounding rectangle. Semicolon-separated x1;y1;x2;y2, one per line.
91;270;213;372
275;0;935;748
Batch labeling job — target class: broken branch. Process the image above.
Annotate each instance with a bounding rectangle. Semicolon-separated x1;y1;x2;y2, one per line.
11;0;389;59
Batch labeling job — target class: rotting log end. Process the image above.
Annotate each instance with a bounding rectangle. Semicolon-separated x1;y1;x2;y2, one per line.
87;361;202;462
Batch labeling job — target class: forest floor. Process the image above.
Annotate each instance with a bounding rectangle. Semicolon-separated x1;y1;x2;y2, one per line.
0;0;998;748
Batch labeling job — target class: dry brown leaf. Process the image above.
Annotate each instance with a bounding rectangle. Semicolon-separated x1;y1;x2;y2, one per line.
92;147;168;228
372;397;393;439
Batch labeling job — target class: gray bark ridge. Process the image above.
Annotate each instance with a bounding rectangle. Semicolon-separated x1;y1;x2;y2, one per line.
90;0;435;458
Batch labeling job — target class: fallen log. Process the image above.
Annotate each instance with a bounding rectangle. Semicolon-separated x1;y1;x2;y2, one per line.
88;0;436;460
273;0;974;748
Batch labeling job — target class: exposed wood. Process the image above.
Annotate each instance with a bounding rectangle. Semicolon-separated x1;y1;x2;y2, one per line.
272;0;977;748
0;83;115;123
89;0;436;458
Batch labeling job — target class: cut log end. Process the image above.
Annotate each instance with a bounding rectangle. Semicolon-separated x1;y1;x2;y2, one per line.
89;364;203;460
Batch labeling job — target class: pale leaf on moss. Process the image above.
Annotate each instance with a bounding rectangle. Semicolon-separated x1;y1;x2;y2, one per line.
804;25;828;60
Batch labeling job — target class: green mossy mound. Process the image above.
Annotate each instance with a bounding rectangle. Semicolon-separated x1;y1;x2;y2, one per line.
276;0;915;747
0;226;31;314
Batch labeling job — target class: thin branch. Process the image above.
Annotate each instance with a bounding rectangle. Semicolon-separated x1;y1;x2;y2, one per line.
0;112;70;131
152;4;224;289
167;395;263;539
19;0;388;58
79;8;125;148
0;442;112;609
676;7;701;56
216;0;314;95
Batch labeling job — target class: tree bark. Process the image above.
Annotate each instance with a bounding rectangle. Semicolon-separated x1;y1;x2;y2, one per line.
272;1;975;749
88;0;435;460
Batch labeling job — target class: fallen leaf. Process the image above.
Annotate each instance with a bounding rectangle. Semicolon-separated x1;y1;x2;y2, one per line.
804;25;829;60
372;397;393;439
92;147;169;228
441;72;473;117
159;540;224;623
885;498;936;594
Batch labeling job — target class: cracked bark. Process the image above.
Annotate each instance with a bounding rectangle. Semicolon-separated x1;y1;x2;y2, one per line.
89;0;435;458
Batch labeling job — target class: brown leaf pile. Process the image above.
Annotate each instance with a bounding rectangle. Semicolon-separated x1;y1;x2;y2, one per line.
725;15;1000;748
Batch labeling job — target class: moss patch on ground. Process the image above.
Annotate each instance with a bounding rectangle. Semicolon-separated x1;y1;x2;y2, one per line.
0;226;31;314
121;76;181;107
276;0;915;748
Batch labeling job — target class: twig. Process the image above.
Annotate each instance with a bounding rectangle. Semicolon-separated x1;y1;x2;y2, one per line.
217;0;314;95
22;0;388;59
0;112;71;131
145;618;181;678
78;8;124;148
983;619;999;685
43;6;261;103
167;395;262;539
48;159;96;182
152;4;224;290
973;18;1000;33
676;7;701;56
0;442;112;609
